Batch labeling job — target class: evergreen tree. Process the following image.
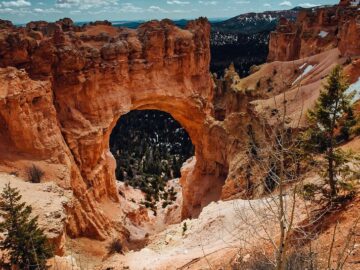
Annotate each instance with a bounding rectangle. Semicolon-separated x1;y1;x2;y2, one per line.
0;183;53;270
301;65;356;198
337;107;356;142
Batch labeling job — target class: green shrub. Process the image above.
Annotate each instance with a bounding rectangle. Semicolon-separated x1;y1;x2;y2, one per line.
0;183;53;270
182;222;187;236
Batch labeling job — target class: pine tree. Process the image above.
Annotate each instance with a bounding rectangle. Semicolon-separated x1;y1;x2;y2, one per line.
301;65;356;198
0;183;53;270
337;107;356;142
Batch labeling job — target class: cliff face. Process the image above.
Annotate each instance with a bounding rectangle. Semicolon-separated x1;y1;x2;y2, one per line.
268;1;360;61
0;18;227;239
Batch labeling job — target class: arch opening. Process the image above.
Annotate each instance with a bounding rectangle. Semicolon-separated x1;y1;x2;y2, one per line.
109;109;195;216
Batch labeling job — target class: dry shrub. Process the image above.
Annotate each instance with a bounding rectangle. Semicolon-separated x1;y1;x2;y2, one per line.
27;164;44;183
106;238;123;255
232;250;318;270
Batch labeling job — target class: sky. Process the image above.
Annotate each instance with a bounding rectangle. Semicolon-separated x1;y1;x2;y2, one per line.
0;0;340;24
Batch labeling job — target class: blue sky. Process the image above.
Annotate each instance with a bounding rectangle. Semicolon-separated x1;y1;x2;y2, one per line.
0;0;339;24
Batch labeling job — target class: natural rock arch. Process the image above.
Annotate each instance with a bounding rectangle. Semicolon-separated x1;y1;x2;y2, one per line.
0;18;234;239
110;97;228;218
52;48;228;221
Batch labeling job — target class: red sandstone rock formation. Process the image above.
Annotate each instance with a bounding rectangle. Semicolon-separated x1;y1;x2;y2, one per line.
0;1;359;252
0;18;232;240
268;1;360;62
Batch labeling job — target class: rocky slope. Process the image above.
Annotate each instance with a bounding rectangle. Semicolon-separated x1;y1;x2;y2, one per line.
268;1;360;61
213;0;360;199
95;163;360;269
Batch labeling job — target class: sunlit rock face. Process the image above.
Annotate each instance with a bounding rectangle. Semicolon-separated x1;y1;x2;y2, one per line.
267;1;360;62
0;18;235;238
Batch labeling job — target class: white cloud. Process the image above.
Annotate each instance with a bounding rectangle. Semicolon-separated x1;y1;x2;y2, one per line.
198;0;217;5
119;3;143;13
299;2;318;7
55;0;118;10
2;0;31;8
279;1;292;6
55;3;72;8
33;7;61;13
172;9;188;13
167;0;189;5
148;5;168;13
235;1;250;4
264;3;271;7
0;6;33;14
0;7;13;13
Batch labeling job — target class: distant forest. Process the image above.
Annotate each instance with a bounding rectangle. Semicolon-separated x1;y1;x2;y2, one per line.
110;110;194;185
110;110;194;209
210;31;269;77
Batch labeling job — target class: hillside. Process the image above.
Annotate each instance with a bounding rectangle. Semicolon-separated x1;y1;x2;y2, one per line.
211;8;301;34
210;7;302;76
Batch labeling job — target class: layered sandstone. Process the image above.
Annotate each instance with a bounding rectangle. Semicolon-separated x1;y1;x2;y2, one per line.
268;1;360;61
0;17;231;242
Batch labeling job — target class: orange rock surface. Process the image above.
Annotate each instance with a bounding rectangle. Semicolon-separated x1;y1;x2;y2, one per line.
0;18;231;240
268;2;360;62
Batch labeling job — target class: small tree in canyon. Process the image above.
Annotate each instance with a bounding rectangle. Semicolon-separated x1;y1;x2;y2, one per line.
301;65;357;199
232;64;319;270
233;65;359;270
0;183;53;270
237;98;306;270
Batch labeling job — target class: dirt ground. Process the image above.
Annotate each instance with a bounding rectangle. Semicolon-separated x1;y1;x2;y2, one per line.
0;170;359;270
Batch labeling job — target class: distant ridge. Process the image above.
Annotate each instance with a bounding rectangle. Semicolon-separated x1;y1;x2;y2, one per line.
211;7;302;34
72;18;226;29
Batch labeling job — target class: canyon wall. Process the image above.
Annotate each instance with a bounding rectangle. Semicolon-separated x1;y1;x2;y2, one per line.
0;17;236;239
268;2;360;62
0;16;265;244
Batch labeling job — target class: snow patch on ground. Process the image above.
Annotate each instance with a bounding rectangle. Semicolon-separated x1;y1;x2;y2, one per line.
346;77;360;102
292;64;315;85
299;62;307;69
318;31;328;38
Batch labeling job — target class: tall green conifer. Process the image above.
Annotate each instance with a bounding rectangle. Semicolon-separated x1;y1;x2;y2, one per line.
302;65;357;198
0;183;53;270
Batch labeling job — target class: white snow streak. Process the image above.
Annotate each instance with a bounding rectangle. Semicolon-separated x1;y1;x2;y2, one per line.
292;64;315;85
318;31;328;38
346;76;360;102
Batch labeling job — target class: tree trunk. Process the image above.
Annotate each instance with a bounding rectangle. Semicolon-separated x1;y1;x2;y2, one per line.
328;149;337;198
